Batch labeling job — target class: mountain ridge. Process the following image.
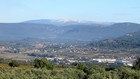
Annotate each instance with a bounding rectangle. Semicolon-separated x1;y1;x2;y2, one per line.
0;20;140;41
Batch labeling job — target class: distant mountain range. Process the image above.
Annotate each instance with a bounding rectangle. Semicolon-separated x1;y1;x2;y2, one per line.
0;19;140;41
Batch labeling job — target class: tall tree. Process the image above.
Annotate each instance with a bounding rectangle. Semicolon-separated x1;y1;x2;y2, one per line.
133;58;140;70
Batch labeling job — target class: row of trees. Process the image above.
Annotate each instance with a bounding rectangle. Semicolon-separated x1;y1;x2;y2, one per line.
8;58;54;70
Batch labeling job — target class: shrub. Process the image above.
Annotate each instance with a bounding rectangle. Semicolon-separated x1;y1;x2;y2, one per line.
8;60;20;67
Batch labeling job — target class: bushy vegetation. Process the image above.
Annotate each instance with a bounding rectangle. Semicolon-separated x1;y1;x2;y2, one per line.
0;58;140;79
0;68;86;79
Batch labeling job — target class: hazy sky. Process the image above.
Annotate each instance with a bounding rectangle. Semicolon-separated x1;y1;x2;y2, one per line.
0;0;140;23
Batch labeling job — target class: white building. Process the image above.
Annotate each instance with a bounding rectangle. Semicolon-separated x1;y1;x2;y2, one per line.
92;58;116;63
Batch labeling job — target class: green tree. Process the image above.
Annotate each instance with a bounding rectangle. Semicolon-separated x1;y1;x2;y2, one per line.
8;60;20;67
34;58;54;70
75;62;86;70
133;58;140;70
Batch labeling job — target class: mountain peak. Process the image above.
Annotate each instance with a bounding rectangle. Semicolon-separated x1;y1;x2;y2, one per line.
23;19;114;26
55;19;82;23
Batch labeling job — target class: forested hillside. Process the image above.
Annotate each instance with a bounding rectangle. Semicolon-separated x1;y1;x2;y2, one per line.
89;31;140;49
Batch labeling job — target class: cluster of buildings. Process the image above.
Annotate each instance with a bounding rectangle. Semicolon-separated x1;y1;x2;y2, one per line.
43;55;134;67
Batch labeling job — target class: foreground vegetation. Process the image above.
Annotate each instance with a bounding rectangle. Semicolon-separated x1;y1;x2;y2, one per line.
0;58;140;79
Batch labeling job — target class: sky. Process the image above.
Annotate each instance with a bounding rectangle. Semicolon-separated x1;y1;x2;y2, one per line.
0;0;140;23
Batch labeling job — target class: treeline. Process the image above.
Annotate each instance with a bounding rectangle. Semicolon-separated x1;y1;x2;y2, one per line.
0;58;140;79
